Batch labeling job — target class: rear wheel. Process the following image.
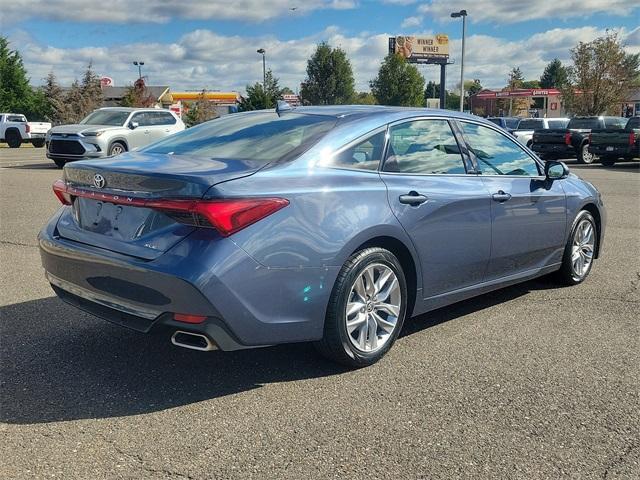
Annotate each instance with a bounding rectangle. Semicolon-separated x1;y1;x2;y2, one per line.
108;141;126;156
578;144;596;164
315;247;408;367
556;210;597;285
32;139;45;148
6;130;21;148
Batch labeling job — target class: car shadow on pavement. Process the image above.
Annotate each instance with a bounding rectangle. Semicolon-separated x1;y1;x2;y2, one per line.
2;163;60;170
0;277;559;425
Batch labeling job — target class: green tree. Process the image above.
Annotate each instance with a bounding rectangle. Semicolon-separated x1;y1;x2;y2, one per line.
239;70;283;111
522;79;541;89
42;72;68;124
0;36;47;119
507;67;525;89
424;81;441;102
352;91;377;105
300;42;355;105
79;62;103;116
539;58;569;88
370;54;424;107
183;90;218;127
464;78;483;96
120;78;156;107
561;31;640;116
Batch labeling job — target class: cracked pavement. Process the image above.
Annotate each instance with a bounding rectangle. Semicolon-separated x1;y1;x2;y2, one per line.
1;149;638;479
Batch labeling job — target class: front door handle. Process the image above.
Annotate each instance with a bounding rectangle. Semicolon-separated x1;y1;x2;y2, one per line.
399;191;428;206
492;190;512;203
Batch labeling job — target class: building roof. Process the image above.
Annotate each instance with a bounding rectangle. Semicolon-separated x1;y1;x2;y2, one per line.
101;86;169;106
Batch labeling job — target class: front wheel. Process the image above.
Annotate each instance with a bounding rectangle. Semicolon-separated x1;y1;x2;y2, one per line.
556;211;597;285
315;247;408;367
108;141;126;156
578;144;596;164
6;130;21;148
32;139;45;148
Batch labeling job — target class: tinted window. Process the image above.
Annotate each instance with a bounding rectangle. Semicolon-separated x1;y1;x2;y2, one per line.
487;118;502;126
383;120;465;174
131;112;153;127
568;118;601;129
505;118;520;129
460;122;540;176
81;110;130;126
518;119;544;130
604;117;627;129
548;119;569;129
327;130;385;171
626;117;640;130
143;112;336;163
151;112;177;125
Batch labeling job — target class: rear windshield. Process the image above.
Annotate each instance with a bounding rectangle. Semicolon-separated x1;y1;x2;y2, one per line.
143;112;337;163
6;115;27;122
505;118;520;129
517;119;543;130
548;119;569;129
81;110;131;126
568;118;601;129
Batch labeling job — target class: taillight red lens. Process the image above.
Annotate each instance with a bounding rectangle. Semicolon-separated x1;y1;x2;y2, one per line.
630;131;636;146
50;180;289;236
25;124;30;134
564;132;572;145
173;313;206;324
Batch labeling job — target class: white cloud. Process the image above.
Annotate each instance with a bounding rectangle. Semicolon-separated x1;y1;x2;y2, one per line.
401;16;423;28
418;0;637;24
11;26;638;96
0;0;357;24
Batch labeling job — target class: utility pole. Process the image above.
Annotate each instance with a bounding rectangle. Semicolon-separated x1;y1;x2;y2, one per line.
133;61;145;80
257;49;266;87
451;10;467;112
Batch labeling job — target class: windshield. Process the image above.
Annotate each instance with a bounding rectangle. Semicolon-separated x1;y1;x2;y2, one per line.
143;112;337;164
517;119;543;130
80;110;131;126
568;118;600;129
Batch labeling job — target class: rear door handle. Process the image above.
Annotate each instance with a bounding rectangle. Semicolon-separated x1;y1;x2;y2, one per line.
492;190;512;202
399;191;428;206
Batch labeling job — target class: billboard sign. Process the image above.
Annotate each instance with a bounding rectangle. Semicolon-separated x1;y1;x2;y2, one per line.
389;35;449;63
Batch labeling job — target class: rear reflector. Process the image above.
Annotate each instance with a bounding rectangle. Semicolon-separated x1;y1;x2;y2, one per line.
630;131;636;146
564;132;572;145
173;313;207;324
52;179;289;236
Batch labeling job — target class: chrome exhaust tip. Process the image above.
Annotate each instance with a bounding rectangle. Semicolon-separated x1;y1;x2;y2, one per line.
171;330;217;351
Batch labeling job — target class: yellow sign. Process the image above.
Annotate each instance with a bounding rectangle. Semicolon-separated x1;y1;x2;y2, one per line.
392;35;449;62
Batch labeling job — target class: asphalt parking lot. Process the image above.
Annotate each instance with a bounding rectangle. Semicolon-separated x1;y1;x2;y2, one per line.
0;147;638;479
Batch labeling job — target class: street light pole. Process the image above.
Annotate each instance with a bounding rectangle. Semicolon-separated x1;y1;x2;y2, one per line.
133;61;145;80
257;49;266;87
451;10;467;112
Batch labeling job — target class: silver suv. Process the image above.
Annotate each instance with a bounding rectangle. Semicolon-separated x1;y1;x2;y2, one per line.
46;107;185;167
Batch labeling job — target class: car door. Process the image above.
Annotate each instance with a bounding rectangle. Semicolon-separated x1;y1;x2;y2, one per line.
379;118;492;300
145;112;176;143
127;112;154;149
457;120;567;280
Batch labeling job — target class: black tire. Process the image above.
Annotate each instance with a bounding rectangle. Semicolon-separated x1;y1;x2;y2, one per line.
108;141;127;156
556;210;597;286
600;156;616;167
53;158;66;168
577;144;596;164
314;247;408;367
6;130;21;148
32;139;45;148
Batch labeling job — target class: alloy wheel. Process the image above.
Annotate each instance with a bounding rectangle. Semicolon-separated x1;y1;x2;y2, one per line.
345;263;401;353
571;218;595;279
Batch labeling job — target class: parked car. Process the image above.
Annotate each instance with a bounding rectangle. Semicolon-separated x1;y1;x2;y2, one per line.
513;117;569;148
589;116;640;166
486;116;521;133
45;107;185;168
0;113;51;148
40;106;605;367
531;116;627;163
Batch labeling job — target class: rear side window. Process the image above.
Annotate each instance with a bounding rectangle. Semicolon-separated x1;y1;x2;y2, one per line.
460;122;540;176
151;112;177;125
383;119;465;175
518;119;543;130
548;119;569;129
327;130;386;171
143;112;336;164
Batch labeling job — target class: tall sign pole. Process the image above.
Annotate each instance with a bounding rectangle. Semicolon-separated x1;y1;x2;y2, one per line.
451;10;468;112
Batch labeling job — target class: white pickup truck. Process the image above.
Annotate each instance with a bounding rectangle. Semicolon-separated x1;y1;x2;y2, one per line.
0;113;52;148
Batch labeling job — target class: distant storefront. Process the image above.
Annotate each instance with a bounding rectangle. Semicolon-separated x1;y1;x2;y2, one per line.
470;88;565;118
621;89;640;117
160;91;241;117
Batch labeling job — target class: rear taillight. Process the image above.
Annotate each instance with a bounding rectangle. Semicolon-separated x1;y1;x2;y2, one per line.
564;132;572;145
25;124;30;134
173;313;206;324
51;180;289;236
630;131;636;146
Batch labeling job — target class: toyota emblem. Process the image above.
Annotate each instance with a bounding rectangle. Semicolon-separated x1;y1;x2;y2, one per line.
93;173;106;189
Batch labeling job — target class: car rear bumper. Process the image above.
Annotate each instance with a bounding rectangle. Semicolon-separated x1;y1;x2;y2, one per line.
38;210;336;349
589;144;639;158
531;143;575;157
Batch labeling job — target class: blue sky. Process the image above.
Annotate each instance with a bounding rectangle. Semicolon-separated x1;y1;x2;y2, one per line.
2;0;639;93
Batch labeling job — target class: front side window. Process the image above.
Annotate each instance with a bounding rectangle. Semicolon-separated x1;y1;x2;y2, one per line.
327;130;386;171
383;119;465;174
460;122;540;176
131;112;153;127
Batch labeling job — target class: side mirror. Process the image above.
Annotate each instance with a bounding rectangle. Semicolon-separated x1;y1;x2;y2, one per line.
129;121;139;130
545;160;569;180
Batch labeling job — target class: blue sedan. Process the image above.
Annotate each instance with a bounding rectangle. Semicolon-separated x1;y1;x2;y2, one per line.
39;105;605;366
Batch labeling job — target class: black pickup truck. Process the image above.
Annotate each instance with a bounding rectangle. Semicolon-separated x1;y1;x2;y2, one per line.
531;116;627;163
589;116;640;166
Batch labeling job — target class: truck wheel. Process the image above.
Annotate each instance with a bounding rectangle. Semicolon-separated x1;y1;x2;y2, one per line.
6;130;22;148
578;144;595;164
600;157;616;167
314;247;408;367
108;141;126;156
32;139;45;148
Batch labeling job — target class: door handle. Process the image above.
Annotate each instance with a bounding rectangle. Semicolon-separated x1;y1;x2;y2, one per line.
399;191;428;206
492;190;512;202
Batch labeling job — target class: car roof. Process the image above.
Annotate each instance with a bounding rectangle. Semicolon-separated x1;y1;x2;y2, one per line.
95;107;173;113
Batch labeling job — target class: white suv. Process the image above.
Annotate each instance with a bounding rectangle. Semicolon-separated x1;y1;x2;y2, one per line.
46;107;185;168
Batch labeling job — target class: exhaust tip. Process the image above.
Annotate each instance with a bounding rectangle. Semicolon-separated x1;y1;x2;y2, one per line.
171;330;217;351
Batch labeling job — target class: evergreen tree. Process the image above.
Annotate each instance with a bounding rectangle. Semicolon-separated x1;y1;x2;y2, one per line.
300;43;355;105
240;70;284;111
42;72;68;124
539;59;569;88
183;90;218;127
370;53;424;107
